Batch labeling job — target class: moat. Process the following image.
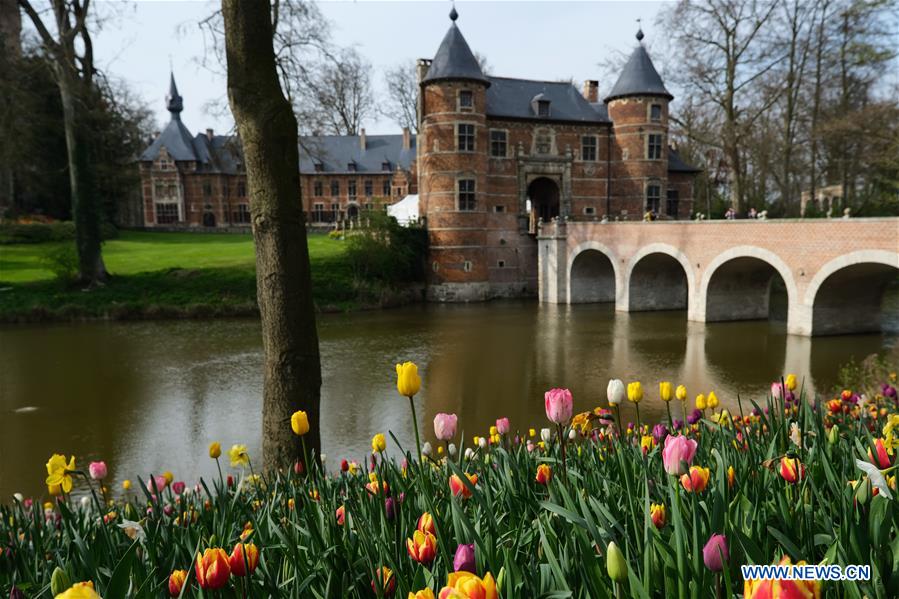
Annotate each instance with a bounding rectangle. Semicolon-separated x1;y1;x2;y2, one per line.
1;298;897;497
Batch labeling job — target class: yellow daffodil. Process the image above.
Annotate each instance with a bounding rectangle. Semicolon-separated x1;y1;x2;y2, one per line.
229;444;250;468
209;442;222;459
659;381;673;402
45;454;75;494
291;410;310;436
396;361;421;397
372;433;387;453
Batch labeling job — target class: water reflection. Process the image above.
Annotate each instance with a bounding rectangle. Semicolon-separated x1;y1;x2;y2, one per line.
1;300;896;498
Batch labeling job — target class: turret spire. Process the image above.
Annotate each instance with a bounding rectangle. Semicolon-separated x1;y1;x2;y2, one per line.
636;18;644;42
166;72;183;119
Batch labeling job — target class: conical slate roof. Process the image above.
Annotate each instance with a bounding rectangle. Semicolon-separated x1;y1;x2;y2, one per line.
422;8;489;87
604;31;672;103
165;72;183;116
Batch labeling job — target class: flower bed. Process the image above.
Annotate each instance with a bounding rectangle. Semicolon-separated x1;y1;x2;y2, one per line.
2;365;898;598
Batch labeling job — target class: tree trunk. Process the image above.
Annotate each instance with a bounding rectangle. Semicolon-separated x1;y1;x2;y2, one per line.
221;0;322;470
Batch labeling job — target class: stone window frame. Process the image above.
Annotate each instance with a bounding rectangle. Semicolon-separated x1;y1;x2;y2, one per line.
646;133;663;160
489;128;508;158
456;121;477;152
364;179;373;197
457;177;477;212
666;188;680;217
458;89;474;112
645;179;662;213
580;135;598;162
155;202;179;224
649;103;663;123
583;206;596;216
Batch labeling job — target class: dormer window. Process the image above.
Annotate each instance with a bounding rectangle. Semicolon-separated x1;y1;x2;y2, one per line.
381;161;391;171
313;162;324;173
537;100;551;117
347;161;357;172
459;90;473;111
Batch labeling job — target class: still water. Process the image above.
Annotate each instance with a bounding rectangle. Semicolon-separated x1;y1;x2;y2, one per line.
1;301;897;498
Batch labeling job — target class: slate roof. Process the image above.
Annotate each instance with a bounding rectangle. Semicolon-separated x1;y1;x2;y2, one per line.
604;42;673;103
421;10;490;86
297;134;416;174
139;117;198;162
668;147;702;173
485;77;611;124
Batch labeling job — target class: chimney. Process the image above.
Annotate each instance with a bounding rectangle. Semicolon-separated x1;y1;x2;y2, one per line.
206;128;214;141
582;80;599;103
402;127;411;150
416;58;432;84
359;128;366;150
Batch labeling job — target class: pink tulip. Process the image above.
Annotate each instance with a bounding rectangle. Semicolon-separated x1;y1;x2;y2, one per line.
662;435;698;476
544;388;573;425
433;413;458;441
770;382;783;400
495;417;510;435
702;534;729;571
172;481;186;495
152;475;168;492
88;461;107;480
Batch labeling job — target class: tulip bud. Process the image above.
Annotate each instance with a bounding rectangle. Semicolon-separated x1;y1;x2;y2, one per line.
422;442;432;457
702;534;729;571
540;428;552;443
341;459;349;472
606;541;628;582
607;379;625;406
453;543;476;573
828;425;839;445
448;443;457;456
50;567;71;596
9;586;25;599
80;496;90;509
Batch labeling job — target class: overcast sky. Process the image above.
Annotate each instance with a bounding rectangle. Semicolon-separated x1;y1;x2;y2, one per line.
82;1;668;136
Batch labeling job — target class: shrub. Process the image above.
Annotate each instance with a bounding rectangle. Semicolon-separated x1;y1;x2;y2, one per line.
41;243;80;282
345;211;427;286
0;221;117;244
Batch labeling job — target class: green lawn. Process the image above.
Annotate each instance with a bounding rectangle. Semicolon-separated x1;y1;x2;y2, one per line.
0;230;370;321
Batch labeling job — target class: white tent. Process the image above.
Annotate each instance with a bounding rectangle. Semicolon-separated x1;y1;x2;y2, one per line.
387;194;419;226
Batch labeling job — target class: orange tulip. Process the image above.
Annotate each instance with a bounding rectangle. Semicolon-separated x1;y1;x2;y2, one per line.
650;503;666;529
336;505;346;526
229;542;259;577
868;438;892;469
406;530;438;564
371;566;396;597
409;589;436;599
167;569;187;597
779;457;805;484
744;556;821;598
680;466;710;493
196;548;230;590
417;512;436;536
535;463;552;485
438;571;498;599
449;473;478;498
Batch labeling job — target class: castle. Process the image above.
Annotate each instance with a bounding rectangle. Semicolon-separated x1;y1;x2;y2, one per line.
139;8;698;301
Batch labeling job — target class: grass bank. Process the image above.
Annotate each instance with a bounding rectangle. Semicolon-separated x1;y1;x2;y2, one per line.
0;230;420;322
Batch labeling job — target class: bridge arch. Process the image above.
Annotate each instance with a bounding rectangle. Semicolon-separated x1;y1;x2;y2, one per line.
700;246;797;324
624;243;694;312
805;250;899;335
567;241;621;304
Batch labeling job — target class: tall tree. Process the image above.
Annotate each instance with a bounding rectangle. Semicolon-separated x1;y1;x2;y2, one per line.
221;0;323;469
18;0;107;284
382;61;418;133
295;47;374;135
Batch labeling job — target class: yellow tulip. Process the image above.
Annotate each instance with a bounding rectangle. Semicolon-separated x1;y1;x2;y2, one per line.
209;442;222;459
55;581;100;599
45;454;75;495
529;428;536;438
408;589;436;599
162;471;174;484
122;479;131;491
707;391;719;409
291;410;310;436
396;361;421;397
659;381;673;402
695;394;707;410
785;374;797;391
675;384;687;401
229;444;250;468
627;381;643;403
372;433;387;453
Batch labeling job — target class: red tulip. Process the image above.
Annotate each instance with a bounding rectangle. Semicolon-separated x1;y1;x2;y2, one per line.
868;438;892;469
535;464;552;485
417;512;436;536
196;548;230;589
229;542;259;577
167;569;187;597
779;457;804;484
449;473;478;498
406;530;438;564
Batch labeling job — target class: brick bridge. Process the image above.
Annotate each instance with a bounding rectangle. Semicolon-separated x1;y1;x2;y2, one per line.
537;218;899;336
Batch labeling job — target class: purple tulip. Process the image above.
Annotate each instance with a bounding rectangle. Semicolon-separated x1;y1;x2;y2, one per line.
453;543;476;573
672;418;684;430
9;587;25;599
652;423;669;444
687;409;702;425
702;534;729;571
882;384;896;399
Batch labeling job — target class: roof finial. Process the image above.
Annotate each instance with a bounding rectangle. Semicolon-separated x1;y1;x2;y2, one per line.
636;18;644;42
449;2;458;22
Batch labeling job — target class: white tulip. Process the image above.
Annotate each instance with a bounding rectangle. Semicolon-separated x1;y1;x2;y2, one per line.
464;448;475;460
80;496;91;509
422;441;433;456
478;437;488;449
855;460;893;500
568;428;577;441
607;379;625;406
13;493;23;503
448;443;457;456
540;428;552;443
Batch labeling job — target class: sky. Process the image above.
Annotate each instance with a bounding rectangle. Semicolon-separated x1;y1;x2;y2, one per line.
79;0;668;136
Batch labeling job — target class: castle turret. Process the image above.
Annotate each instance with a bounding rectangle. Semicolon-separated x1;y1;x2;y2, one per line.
605;28;672;218
420;7;491;301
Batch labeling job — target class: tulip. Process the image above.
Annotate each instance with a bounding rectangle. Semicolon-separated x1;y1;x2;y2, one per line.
208;442;222;459
680;466;710;493
448;443;457;456
652;423;669;444
336;505;345;525
675;384;687;401
228;445;249;468
707;391;719;409
88;461;107;481
687;409;702;425
607;379;625;406
695;394;707;410
478;437;488;449
540;428;552;443
453;543;476;573
627;381;643;403
659;381;673;402
372;566;396;597
409;589;436;599
168;569;188;597
606;541;628;582
662;435;697;475
396;362;421;397
172;481;185;495
291;410;309;436
229;542;259;577
9;586;25;599
702;534;729;571
122;479;131;490
496;417;510;435
54;582;100;599
650;503;666;529
779;457;804;484
544;388;573;425
417;511;436;535
51;567;71;596
406;530;437;564
434;413;458;441
162;471;174;485
785;374;797;391
727;465;735;490
372;433;387;453
869;438;892;469
536;463;552;485
438;572;497;599
744;556;821;599
196;548;230;589
449;473;478;498
770;382;783;400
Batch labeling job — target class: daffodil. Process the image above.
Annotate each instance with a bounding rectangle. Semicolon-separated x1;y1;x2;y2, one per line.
855;460;893;500
45;454;75;494
229;444;250;468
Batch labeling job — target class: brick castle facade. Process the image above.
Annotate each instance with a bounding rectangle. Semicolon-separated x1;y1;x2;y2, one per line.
139;9;698;301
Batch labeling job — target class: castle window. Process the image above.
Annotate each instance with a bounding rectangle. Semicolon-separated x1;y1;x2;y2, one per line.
666;189;679;217
237;181;247;198
490;130;507;157
646;183;661;214
647;134;663;160
347;161;357;172
234;204;251;224
650;104;662;122
313;162;324;173
331;202;339;220
155;203;179;224
330;180;339;196
314;181;323;196
381;179;391;196
458;178;476;211
348;179;357;199
493;205;505;213
459;90;473;110
457;123;475;152
364;179;373;196
463;260;473;272
581;136;597;161
381;161;391;171
312;203;324;222
203;182;212;196
584;206;596;216
537;100;550;117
